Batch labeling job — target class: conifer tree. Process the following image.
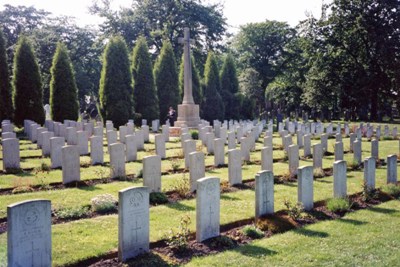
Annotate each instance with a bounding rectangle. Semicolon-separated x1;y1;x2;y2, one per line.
0;28;13;121
220;53;240;120
99;36;134;128
202;52;224;122
154;41;179;122
179;54;202;105
132;37;159;123
50;42;79;122
12;36;44;126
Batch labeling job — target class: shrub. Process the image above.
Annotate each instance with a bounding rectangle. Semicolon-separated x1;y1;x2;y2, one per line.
190;130;199;140
12;36;44;126
348;160;361;170
241;225;264;239
91;194;118;214
361;181;379;202
55;205;90;220
150;192;169;205
170;157;183;172
381;184;400;198
50;42;79;122
170;173;191;198
165;214;191;251
35;162;51;173
326;198;351;213
284;199;304;220
256;215;297;233
209;235;236;249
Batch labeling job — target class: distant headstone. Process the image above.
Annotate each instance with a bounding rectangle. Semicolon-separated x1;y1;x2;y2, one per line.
364;157;375;189
189;152;205;192
2;138;20;171
143;155;162;192
62;145;80;184
90;136;104;165
214;138;225;166
288;144;299;176
228;149;242;185
255;170;274;218
155;134;166;159
333;160;347;198
387;155;398;184
313;143;323;170
110;143;125;179
125;135;137;162
334;141;344;161
66;127;77;146
353;139;362;165
303;134;312;157
371;139;379;160
77;131;89;155
184;140;196;169
261;146;273;172
50;137;65;168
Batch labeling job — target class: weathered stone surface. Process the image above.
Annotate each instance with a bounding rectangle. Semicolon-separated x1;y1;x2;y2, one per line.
66;127;77;146
387;154;398;184
371;139;379;160
110;143;126;179
214;138;225;166
303;134;312;157
184;140;196;169
334;141;343;161
155;134;166;159
353;139;362;165
364;157;376;189
77;131;89;156
261;146;273;172
41;132;54;157
313;143;323;170
125;135;137;162
288;144;299;176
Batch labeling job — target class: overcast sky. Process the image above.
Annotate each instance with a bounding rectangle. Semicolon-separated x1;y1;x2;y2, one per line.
1;0;329;31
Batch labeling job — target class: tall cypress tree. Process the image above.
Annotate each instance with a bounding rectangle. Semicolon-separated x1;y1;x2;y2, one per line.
202;52;224;122
12;36;44;126
154;41;179;122
179;54;202;105
99;36;134;128
132;37;159;123
50;42;79;122
0;28;13;121
220;53;240;120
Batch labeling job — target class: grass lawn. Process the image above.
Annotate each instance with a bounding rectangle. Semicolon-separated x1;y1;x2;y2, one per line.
187;199;400;267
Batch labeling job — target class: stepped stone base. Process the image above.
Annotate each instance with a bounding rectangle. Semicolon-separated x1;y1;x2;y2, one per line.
174;104;201;128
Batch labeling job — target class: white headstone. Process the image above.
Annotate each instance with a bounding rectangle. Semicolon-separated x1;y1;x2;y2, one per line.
125;135;137;162
110;143;126;178
50;137;65;168
62;145;80;184
387;155;398;184
255;170;274;218
298;166;314;211
189;152;205;192
228;149;242;185
333;160;347;198
143;155;162;192
90;136;104;165
364;157;375;189
2;138;20;171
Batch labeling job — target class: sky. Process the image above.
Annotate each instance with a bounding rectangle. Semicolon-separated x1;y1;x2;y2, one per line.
0;0;328;31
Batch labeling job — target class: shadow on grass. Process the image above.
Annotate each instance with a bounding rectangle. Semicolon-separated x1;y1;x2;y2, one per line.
221;194;241;201
79;186;102;192
238;244;278;257
337;218;367;225
166;202;195;211
317;179;333;184
294;228;329;238
368;206;399;214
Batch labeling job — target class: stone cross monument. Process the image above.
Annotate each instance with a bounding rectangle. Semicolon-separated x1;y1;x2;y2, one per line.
174;27;201;128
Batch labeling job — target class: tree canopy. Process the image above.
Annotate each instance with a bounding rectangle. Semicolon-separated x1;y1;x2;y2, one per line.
0;28;13;121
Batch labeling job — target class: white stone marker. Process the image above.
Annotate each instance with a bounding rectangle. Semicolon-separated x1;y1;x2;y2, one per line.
228;131;236;149
107;130;118;153
110;143;126;179
135;129;145;151
335;141;344;161
93;126;103;137
297;130;304;148
184;140;196;169
36;127;47;148
189;152;205;192
261;146;273;172
90;136;104;165
264;136;273;148
240;137;250;161
320;133;328;153
214;138;225;166
2;132;16;139
349;133;356;152
313;143;323;170
125;135;137;162
387;155;398;184
303;134;312;157
2;138;20;171
119;126;127;144
77;131;89;155
7;199;52;267
333;160;347;198
196;177;220;242
162;124;170;142
255;170;274;218
118;186;149;261
364;157;376;189
353;139;362;165
66;127;77;145
62;145;80;184
142;125;150;143
206;132;215;154
50;137;65;168
143;155;162;192
288;144;299;176
155;134;166;159
371;139;379;160
41;131;54;157
228;149;242;185
298;166;314;211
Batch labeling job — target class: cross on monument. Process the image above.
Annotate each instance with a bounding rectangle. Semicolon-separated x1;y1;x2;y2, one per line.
208;205;214;227
178;28;195;105
130;220;142;243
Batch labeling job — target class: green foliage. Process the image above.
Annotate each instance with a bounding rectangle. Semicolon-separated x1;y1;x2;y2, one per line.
149;192;169;205
190;130;199;140
241;225;264;239
361;182;379;202
179;54;202;105
0;28;13;121
170;173;191;198
50;42;79;121
381;184;400;198
12;36;44;126
326;198;351;213
132;37;159;123
154;40;179;122
99;36;134;128
284;199;304;220
164;214;191;251
209;236;237;249
220;53;240;120
55;205;91;220
202;52;224;122
90;194;118;214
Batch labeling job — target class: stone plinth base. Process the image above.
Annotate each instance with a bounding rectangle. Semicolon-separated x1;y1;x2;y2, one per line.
169;127;181;137
174;104;201;128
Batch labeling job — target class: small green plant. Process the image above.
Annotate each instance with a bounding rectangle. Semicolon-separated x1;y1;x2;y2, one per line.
164;214;191;251
190;130;199;140
91;194;118;214
381;184;400;198
361;182;379;202
241;225;264;239
170;157;183;172
209;235;237;249
136;168;143;178
170;173;191;198
313;167;325;178
348;160;360;170
55;205;91;220
35;161;51;172
326;197;351;213
284;199;304;220
94;168;109;179
12;186;34;194
150;192;169;205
